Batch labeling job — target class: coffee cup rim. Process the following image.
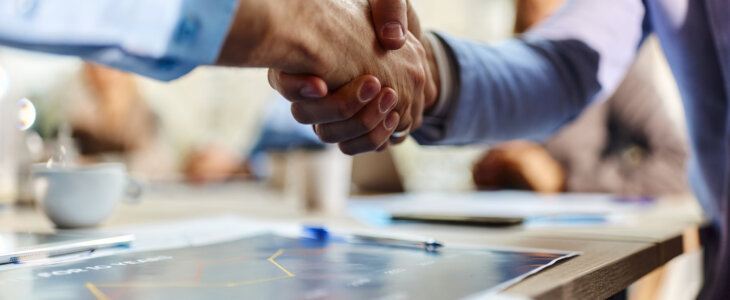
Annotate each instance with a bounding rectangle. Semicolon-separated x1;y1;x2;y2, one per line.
31;162;127;174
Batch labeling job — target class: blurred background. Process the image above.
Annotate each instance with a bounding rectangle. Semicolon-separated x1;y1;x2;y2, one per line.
0;0;689;203
0;2;703;298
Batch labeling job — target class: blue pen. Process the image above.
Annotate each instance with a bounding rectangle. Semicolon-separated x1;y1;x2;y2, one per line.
303;226;444;252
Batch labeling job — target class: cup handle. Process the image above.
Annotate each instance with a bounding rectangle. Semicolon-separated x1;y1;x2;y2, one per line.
123;177;145;204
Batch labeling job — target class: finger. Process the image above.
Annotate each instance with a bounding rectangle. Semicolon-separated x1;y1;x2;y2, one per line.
389;100;413;145
369;0;408;50
390;91;423;146
290;75;381;124
389;130;409;145
339;111;400;156
389;89;422;143
413;42;433;132
411;91;424;131
389;44;426;145
404;0;422;39
315;88;398;143
410;79;427;132
268;69;328;102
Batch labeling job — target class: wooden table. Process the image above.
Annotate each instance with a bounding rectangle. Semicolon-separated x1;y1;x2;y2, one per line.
0;182;705;299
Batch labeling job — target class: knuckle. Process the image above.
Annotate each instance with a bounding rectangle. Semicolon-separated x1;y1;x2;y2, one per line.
290;103;312;124
267;69;279;89
280;91;298;102
356;113;378;133
338;144;360;156
397;117;413;132
337;100;359;119
317;127;340;144
416;42;427;56
412;67;426;87
412;115;423;131
393;97;409;115
364;133;382;151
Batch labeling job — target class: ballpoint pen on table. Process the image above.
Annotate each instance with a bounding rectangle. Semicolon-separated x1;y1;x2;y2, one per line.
303;226;444;252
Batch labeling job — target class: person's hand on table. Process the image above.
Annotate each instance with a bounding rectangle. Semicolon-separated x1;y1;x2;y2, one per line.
472;141;566;194
183;145;250;184
266;0;440;155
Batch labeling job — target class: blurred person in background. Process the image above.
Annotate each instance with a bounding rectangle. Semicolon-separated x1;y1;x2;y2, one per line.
183;94;324;184
69;64;158;158
50;63;171;174
183;144;251;184
472;0;688;196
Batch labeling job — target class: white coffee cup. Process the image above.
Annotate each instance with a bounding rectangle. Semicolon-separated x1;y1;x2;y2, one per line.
32;163;143;228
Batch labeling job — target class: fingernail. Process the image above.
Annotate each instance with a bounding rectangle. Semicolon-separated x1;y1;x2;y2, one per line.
385;112;399;130
379;91;397;113
300;84;321;98
359;80;380;102
381;22;404;39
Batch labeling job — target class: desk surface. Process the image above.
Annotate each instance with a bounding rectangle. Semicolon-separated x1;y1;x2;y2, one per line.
0;183;705;300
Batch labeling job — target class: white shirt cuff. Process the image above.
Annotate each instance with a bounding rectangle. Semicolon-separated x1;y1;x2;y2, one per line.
425;31;455;119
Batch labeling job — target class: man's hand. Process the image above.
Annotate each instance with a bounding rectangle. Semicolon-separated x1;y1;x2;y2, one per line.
267;0;439;154
269;73;401;154
369;0;421;50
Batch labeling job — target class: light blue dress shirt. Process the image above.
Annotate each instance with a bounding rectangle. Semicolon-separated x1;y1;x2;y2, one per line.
413;0;729;298
0;0;238;81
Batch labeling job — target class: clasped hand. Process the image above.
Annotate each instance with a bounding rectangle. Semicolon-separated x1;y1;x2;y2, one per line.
267;0;438;155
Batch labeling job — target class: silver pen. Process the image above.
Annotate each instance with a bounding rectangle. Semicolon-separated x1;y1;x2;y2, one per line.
304;226;444;252
346;234;444;252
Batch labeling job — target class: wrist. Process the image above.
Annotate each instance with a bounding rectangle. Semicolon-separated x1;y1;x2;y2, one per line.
216;0;271;66
265;0;377;87
421;34;441;112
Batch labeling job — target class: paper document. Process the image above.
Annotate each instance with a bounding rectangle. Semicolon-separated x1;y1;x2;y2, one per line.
350;191;652;227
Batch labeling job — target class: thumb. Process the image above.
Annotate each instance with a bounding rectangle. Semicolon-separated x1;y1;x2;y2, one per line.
369;0;408;50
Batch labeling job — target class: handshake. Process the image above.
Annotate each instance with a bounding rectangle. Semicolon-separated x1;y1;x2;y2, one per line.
217;0;440;155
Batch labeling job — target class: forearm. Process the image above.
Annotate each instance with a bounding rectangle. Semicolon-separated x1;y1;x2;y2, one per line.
0;0;239;81
218;0;371;83
216;0;273;67
413;0;645;145
414;35;604;144
217;0;325;73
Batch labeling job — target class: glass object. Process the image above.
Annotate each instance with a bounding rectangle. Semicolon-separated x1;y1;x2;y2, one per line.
0;66;18;204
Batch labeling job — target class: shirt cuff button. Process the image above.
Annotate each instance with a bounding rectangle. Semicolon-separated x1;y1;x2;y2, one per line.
175;16;202;44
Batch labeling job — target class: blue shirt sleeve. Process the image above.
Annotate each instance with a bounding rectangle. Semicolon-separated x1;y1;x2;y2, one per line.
412;0;646;145
0;0;239;81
